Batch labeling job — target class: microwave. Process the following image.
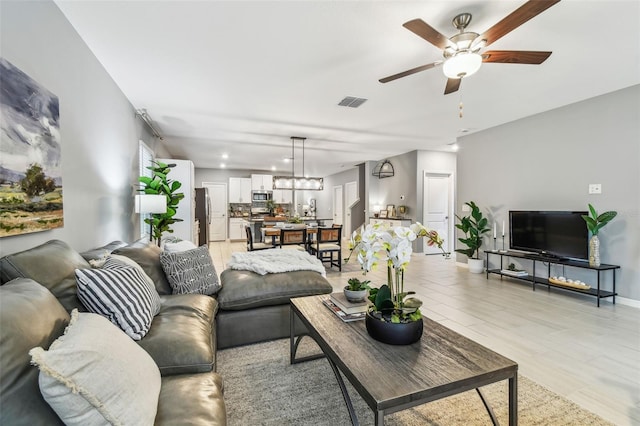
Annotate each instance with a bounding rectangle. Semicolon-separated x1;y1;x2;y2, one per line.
252;191;272;202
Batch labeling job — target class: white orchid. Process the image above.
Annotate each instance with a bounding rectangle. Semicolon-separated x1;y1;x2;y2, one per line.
345;221;448;323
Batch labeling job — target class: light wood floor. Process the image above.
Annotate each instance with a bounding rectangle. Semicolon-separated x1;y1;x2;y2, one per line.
210;240;640;426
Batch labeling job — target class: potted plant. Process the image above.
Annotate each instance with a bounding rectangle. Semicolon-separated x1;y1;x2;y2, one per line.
138;160;185;245
581;204;617;267
344;277;370;302
346;221;447;345
455;201;490;273
266;199;275;216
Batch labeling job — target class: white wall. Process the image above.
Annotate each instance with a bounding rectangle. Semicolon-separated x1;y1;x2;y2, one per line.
456;85;640;301
0;0;157;256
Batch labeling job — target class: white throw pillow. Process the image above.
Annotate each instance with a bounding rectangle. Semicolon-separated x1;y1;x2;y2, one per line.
29;310;161;426
163;240;198;253
75;265;160;340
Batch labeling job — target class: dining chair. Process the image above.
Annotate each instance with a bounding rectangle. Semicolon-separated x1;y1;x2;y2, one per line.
279;228;308;251
311;226;342;270
246;226;272;251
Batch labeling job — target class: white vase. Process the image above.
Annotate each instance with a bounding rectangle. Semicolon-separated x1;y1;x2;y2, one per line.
589;235;600;267
468;258;484;274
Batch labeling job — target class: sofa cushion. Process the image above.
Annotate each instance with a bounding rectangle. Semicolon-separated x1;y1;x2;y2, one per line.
0;278;69;425
217;269;333;310
138;294;218;375
30;310;161;426
0;240;91;312
160;246;220;295
79;240;127;263
155;372;226;426
105;254;157;289
113;243;173;295
75;265;161;340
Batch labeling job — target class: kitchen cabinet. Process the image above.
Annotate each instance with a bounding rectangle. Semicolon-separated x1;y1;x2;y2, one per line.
229;218;249;241
229;177;251;203
272;189;293;204
369;218;412;228
251;174;273;191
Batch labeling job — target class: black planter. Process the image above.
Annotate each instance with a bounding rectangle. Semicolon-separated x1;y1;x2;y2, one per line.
365;312;423;345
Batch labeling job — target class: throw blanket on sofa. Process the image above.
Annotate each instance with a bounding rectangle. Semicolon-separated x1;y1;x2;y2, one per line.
228;249;326;277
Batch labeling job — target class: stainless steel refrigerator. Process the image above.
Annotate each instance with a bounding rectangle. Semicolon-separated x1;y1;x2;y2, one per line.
195;188;210;247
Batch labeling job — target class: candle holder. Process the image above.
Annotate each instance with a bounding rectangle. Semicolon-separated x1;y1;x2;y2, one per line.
499;236;507;253
493;237;497;252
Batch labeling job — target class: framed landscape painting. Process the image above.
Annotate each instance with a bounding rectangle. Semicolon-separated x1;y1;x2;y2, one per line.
0;58;63;237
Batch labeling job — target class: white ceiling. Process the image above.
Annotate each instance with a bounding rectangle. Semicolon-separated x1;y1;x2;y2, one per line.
54;0;639;177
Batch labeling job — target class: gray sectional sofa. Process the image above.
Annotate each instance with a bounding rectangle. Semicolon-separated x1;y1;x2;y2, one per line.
0;238;332;425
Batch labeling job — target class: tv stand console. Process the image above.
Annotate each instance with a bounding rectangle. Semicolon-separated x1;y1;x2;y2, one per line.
485;250;619;307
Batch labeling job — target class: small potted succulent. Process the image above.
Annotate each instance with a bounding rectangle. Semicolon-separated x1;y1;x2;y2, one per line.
344;277;370;302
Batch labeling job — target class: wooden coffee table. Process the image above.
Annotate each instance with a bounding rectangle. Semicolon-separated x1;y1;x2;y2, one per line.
290;295;518;425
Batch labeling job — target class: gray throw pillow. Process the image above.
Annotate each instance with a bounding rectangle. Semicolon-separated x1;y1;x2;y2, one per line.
160;246;220;295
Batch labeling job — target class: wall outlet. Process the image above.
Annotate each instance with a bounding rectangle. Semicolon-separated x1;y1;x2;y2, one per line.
462;204;471;212
588;184;602;194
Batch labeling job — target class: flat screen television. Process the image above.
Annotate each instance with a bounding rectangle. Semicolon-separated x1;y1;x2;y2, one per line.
509;211;588;260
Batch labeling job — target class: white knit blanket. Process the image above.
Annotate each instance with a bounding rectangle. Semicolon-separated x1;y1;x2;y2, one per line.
228;249;326;277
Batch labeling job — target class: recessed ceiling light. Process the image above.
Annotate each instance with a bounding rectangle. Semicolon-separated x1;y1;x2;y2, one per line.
222;153;229;159
271;166;276;171
283;158;290;163
220;163;226;168
450;143;459;152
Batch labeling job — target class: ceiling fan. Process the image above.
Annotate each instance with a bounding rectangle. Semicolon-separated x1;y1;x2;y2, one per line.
379;0;560;94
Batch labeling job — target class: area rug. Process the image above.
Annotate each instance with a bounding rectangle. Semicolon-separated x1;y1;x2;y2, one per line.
218;338;613;426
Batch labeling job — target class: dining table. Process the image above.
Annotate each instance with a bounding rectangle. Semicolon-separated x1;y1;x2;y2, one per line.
261;225;318;247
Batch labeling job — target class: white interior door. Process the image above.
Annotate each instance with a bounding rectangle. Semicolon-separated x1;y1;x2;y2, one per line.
203;182;227;241
332;185;343;226
423;173;452;254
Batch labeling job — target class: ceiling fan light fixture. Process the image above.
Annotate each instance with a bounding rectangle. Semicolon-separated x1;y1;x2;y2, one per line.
443;52;482;79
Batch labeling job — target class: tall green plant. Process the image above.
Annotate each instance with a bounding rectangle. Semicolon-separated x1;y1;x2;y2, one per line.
138;161;184;243
455;201;490;259
582;204;617;236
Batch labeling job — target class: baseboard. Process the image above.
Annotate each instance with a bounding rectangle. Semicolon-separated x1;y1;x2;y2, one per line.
600;296;640;309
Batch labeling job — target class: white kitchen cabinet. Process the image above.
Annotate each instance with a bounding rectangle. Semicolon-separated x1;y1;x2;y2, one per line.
229;177;251;203
369;218;412;228
272;189;292;204
157;158;196;244
229;218;249;241
251;174;273;191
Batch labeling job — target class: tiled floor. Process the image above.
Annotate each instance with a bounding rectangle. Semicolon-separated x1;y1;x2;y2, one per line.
211;240;640;425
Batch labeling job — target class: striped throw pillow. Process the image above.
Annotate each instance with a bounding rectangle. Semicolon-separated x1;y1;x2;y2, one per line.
75;266;160;340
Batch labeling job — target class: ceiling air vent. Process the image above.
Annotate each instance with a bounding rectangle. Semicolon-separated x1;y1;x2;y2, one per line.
338;96;368;108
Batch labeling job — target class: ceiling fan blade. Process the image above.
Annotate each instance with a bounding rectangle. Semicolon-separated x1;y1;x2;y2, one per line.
403;19;454;50
379;61;442;83
479;0;561;47
444;78;461;95
482;50;552;64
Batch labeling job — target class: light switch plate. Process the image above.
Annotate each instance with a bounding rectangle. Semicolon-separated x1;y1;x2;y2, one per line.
588;184;602;194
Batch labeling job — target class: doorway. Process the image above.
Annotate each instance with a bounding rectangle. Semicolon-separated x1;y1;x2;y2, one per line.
202;182;227;242
332;185;343;227
423;173;453;255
